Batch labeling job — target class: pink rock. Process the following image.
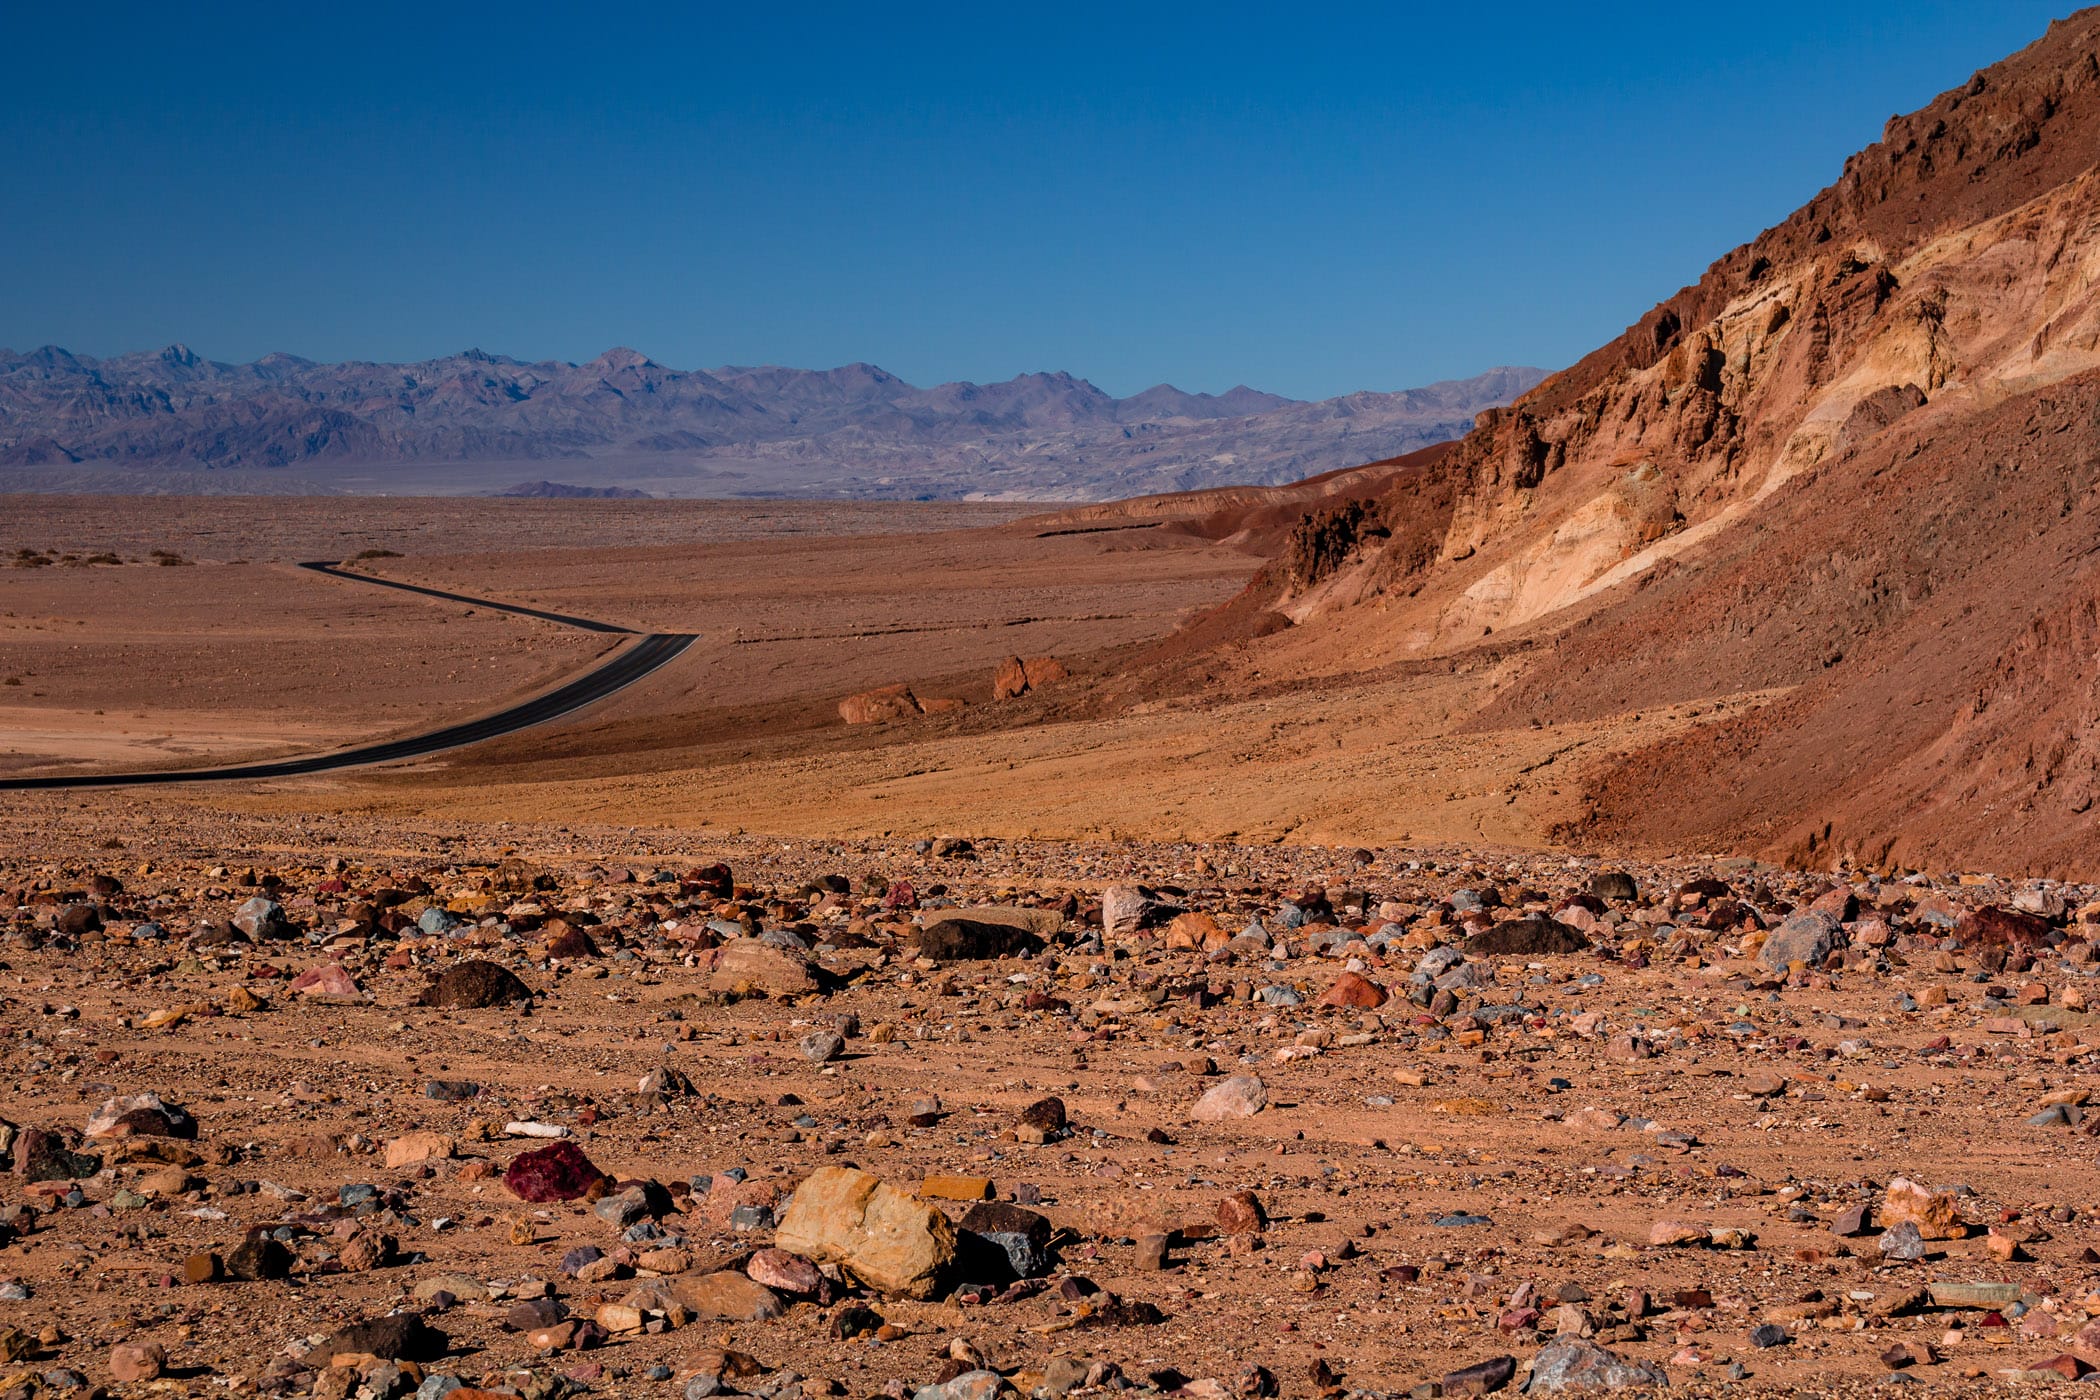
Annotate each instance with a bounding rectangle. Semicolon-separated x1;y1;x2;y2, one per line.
288;963;361;998
746;1247;822;1295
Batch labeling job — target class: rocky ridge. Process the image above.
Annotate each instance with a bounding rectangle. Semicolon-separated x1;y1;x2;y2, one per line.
0;351;1542;502
1146;10;2100;876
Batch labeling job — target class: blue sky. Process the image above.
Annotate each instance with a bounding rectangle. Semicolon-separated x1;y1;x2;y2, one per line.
0;2;2072;399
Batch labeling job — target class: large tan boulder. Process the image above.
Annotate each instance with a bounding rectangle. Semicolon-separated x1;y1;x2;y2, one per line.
707;939;817;996
775;1166;956;1299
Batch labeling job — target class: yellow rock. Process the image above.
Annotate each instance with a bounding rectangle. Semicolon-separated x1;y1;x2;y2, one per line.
918;1173;993;1201
1431;1097;1501;1116
594;1303;645;1333
776;1166;957;1299
383;1131;455;1170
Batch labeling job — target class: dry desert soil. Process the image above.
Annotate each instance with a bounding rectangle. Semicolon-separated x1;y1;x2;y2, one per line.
3;492;2100;1400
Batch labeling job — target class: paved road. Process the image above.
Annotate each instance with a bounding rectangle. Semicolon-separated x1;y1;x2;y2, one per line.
0;564;694;791
295;561;637;633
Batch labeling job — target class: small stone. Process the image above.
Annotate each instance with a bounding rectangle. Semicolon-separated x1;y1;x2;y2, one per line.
321;1313;447;1363
1757;911;1839;971
1318;972;1388;1009
746;1247;823;1295
671;1271;785;1321
1522;1338;1670;1392
1217;1190;1267;1235
959;1200;1054;1279
384;1131;456;1170
418;960;533;1008
1648;1220;1709;1248
288;963;362;999
801;1030;846;1062
1441;1356;1515;1396
1018;1096;1067;1137
227;1234;293;1281
528;1321;580;1351
1191;1075;1267;1122
774;1165;957;1299
109;1343;165;1383
83;1092;196;1140
1878;1221;1927;1261
1881;1178;1966;1240
914;919;1043;962
899;1170;985;1202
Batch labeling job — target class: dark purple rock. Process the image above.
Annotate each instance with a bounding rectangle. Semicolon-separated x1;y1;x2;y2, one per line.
504;1141;606;1203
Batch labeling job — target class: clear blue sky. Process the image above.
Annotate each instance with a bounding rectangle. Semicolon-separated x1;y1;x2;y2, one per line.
0;2;2075;399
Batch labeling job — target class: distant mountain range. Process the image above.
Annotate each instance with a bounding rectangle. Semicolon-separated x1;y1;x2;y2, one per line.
0;345;1545;499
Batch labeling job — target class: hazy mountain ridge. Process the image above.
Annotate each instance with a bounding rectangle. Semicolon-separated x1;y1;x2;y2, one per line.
0;346;1544;499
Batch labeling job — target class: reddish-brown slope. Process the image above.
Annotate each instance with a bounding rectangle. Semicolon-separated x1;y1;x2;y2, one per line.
1528;370;2100;874
1170;9;2100;874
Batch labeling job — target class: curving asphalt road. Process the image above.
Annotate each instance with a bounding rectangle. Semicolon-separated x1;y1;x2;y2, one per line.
295;560;638;633
0;562;695;791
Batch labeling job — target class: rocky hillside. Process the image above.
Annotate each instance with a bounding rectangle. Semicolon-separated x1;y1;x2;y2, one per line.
0;346;1541;501
1201;9;2100;875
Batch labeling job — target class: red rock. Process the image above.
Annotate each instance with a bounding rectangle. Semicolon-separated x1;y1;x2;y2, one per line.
840;684;923;724
109;1343;165;1382
993;655;1071;701
1318;972;1388;1009
288;963;361;998
747;1247;822;1295
1216;1190;1267;1235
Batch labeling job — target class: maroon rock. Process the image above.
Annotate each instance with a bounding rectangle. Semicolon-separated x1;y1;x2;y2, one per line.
1957;906;2053;948
1442;1356;1516;1395
419;960;534;1009
503;1141;607;1203
686;864;734;899
543;924;601;959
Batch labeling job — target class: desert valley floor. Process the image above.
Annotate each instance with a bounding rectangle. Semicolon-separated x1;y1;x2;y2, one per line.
4;494;2100;1400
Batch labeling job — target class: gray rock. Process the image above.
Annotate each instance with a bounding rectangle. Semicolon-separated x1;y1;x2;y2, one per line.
801;1030;846;1062
594;1187;653;1228
1436;961;1489;991
913;1371;1006;1400
1522;1338;1670;1392
959;1200;1053;1279
1103;885;1180;939
232;896;294;941
1878;1220;1926;1261
1411;947;1466;985
1040;1358;1091;1399
1758;911;1839;971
